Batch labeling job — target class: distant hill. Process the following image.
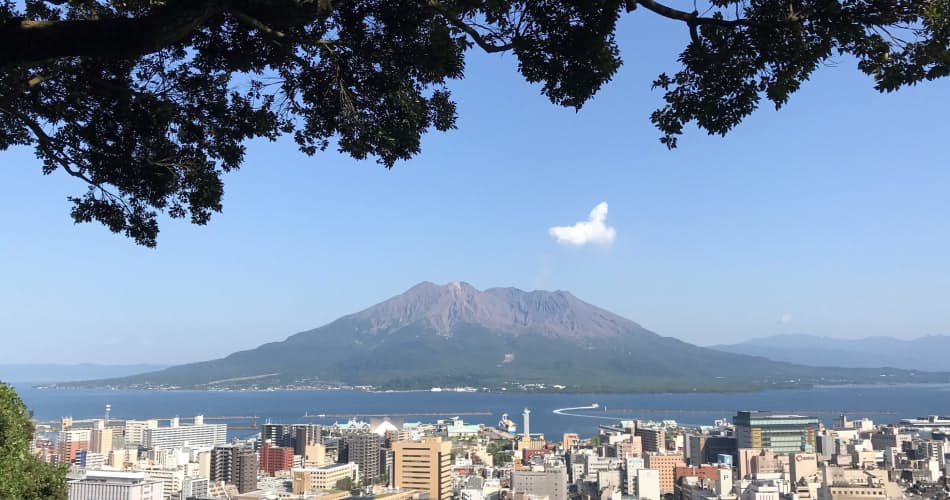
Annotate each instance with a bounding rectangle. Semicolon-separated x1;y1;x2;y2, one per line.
74;282;950;392
0;364;167;383
710;334;950;372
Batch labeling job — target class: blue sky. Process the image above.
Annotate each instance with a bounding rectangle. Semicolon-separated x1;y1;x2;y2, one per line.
2;14;949;364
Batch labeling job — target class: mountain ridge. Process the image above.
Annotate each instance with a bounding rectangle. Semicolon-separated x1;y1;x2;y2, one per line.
71;282;950;392
711;333;950;372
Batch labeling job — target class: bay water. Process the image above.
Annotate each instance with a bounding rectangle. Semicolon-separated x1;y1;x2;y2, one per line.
14;383;950;440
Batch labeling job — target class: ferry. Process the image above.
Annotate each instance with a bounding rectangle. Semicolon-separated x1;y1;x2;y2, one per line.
498;413;517;433
900;415;950;429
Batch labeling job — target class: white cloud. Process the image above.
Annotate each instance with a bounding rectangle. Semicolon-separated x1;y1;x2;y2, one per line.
549;202;617;246
779;313;793;325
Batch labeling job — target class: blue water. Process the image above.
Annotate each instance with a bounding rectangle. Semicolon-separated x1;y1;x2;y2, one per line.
13;383;950;439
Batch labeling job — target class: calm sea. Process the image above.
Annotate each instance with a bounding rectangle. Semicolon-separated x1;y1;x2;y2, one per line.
13;383;950;439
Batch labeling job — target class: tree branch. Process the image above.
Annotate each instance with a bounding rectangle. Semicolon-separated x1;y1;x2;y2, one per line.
635;0;747;27
0;0;225;65
427;0;514;53
0;104;134;213
0;0;337;66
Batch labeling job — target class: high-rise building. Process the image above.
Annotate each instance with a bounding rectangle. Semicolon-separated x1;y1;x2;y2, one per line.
143;420;227;450
261;423;293;448
59;429;91;464
644;453;685;493
392;437;452;500
380;447;394;487
259;439;295;476
339;433;382;485
91;421;114;455
293;424;322;455
68;470;164;500
210;444;258;493
261;423;321;453
733;411;820;454
124;420;159;447
636;426;665;453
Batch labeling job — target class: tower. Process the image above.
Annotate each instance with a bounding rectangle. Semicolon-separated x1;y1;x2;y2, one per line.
523;408;531;439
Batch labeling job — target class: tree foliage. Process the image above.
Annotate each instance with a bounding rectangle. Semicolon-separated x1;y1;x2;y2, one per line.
335;476;354;491
0;383;68;500
1;0;947;245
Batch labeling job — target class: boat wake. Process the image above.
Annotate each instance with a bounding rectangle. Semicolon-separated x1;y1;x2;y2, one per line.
552;404;619;421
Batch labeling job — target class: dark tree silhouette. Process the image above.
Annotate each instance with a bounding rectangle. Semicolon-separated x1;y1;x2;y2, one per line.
1;0;947;245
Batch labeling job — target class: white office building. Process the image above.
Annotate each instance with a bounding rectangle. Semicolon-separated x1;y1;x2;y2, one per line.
143;420;226;450
68;470;164;500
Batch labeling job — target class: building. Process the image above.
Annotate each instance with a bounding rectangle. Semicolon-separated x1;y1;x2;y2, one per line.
733;412;819;454
293;423;323;455
675;465;729;484
91;421;113;455
180;476;209;499
789;452;819;483
512;466;569;500
623;457;645;495
59;429;91;464
291;463;360;493
338;432;382;485
563;433;580;451
68;470;164;500
142;418;227;450
142;467;184;500
617;436;644;458
259;439;295;476
261;423;293;448
304;442;328;467
637;426;666;453
634;469;661;500
210;444;258;493
262;423;323;453
687;434;739;466
869;427;911;451
817;465;902;500
392;437;452;500
644;453;686;493
124;420;159;447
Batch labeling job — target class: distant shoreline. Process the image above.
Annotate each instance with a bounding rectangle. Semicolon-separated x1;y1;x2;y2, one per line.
23;380;950;395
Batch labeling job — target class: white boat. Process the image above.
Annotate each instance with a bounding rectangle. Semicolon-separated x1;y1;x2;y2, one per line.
498;413;517;433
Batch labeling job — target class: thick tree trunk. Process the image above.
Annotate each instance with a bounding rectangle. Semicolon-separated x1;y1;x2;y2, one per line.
0;1;225;65
0;0;334;66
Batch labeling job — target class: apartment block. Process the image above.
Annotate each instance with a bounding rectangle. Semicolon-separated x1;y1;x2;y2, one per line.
392;437;452;500
338;432;382;485
210;444;258;493
143;419;226;450
644;453;686;493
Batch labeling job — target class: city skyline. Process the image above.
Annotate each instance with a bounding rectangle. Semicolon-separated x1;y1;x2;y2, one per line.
2;13;949;364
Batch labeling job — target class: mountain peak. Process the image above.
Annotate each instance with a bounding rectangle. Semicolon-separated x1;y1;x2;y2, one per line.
350;281;641;339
